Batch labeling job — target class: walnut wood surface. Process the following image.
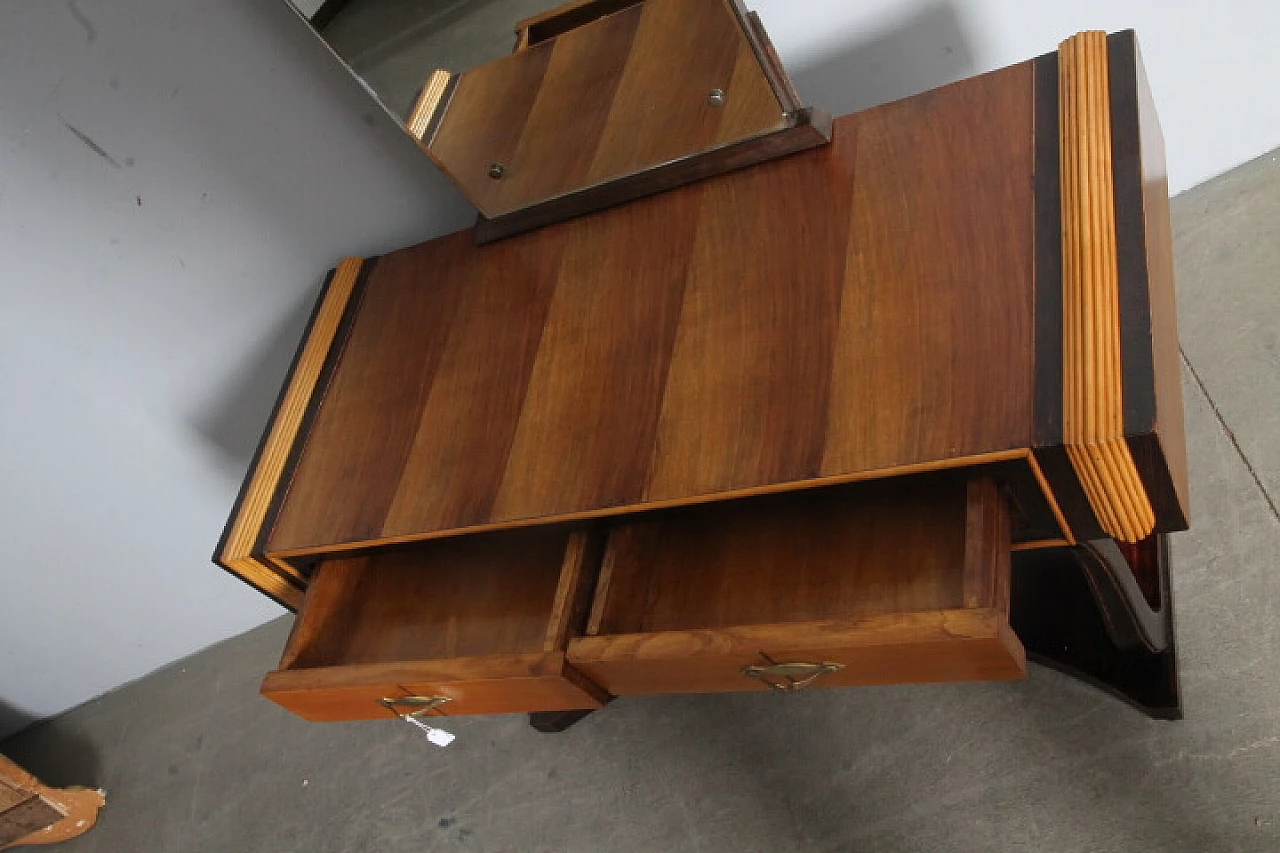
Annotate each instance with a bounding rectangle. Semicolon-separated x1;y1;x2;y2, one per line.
266;61;1040;557
426;0;792;220
568;473;1024;695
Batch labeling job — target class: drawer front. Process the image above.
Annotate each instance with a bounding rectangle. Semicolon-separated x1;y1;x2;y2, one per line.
262;655;606;722
568;611;1026;697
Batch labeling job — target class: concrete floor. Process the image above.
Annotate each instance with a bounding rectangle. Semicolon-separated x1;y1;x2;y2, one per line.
5;150;1280;851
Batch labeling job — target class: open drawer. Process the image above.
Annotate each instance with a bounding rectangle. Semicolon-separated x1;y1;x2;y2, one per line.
567;475;1027;695
261;528;608;721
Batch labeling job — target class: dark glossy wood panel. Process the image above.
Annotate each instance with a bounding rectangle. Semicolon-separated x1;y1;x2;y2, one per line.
265;61;1041;557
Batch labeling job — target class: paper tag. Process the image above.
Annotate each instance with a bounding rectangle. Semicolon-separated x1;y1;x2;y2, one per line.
403;713;455;747
426;728;456;747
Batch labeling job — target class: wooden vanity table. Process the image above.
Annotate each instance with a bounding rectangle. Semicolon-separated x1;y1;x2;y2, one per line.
216;21;1188;731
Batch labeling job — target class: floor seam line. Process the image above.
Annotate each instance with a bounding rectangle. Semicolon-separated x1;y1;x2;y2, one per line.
1180;346;1280;527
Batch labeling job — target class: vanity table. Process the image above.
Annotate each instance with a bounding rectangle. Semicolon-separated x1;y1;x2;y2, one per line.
215;22;1187;730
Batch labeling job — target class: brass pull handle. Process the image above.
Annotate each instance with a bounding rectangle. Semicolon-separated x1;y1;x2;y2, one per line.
741;661;845;691
379;695;451;718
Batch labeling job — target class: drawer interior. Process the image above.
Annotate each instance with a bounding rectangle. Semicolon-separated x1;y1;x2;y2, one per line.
282;530;576;668
571;473;1025;695
262;527;607;721
587;475;979;635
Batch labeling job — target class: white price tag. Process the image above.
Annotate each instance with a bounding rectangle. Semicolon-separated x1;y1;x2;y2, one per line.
403;713;455;747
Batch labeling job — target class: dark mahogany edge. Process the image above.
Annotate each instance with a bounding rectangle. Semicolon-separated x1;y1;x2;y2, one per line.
1032;50;1063;447
1128;431;1189;532
1032;446;1105;542
1108;30;1159;440
473;110;832;244
1076;539;1168;652
211;259;378;610
1012;533;1182;720
254;258;379;564
259;457;1068;567
519;0;644;48
728;1;803;113
211;269;338;608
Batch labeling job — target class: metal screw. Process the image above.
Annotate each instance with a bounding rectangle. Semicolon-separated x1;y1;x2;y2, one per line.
488;162;505;179
707;88;726;107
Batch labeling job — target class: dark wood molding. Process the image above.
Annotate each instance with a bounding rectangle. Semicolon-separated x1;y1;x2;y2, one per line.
1032;50;1063;448
1108;30;1158;438
474;110;832;244
1011;533;1181;719
515;0;645;48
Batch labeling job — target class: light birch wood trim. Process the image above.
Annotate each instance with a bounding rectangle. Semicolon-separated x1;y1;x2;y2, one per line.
217;257;363;604
1059;31;1154;543
406;70;456;142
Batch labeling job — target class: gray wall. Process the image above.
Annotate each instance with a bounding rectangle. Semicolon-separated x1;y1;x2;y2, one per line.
0;0;472;738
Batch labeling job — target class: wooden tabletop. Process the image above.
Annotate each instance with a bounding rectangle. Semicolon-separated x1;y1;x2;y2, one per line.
264;61;1039;557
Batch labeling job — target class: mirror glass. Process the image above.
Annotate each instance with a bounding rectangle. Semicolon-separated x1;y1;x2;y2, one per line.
289;0;569;121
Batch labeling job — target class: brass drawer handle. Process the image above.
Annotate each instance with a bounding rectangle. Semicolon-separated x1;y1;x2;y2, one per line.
741;661;845;691
379;695;451;718
380;696;455;746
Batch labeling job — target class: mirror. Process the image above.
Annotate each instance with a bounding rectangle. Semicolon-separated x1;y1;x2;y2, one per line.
289;0;582;122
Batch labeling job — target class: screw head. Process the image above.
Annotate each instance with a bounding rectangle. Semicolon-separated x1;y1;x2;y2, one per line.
488;163;506;179
707;88;726;107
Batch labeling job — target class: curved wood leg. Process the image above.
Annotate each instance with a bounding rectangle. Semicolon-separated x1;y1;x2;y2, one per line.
1010;533;1181;720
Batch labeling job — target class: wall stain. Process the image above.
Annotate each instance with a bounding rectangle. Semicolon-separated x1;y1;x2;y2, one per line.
61;119;120;168
66;0;97;43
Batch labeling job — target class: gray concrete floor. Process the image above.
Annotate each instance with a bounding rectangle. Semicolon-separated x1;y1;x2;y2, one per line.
5;151;1280;852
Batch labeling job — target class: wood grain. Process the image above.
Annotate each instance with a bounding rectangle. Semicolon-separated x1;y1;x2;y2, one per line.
820;63;1035;475
262;653;607;721
425;0;800;221
214;257;364;608
568;612;1026;696
1058;31;1156;543
590;475;972;635
405;69;456;145
569;472;1023;696
280;531;572;668
264;526;606;721
264;61;1047;559
0;755;104;849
